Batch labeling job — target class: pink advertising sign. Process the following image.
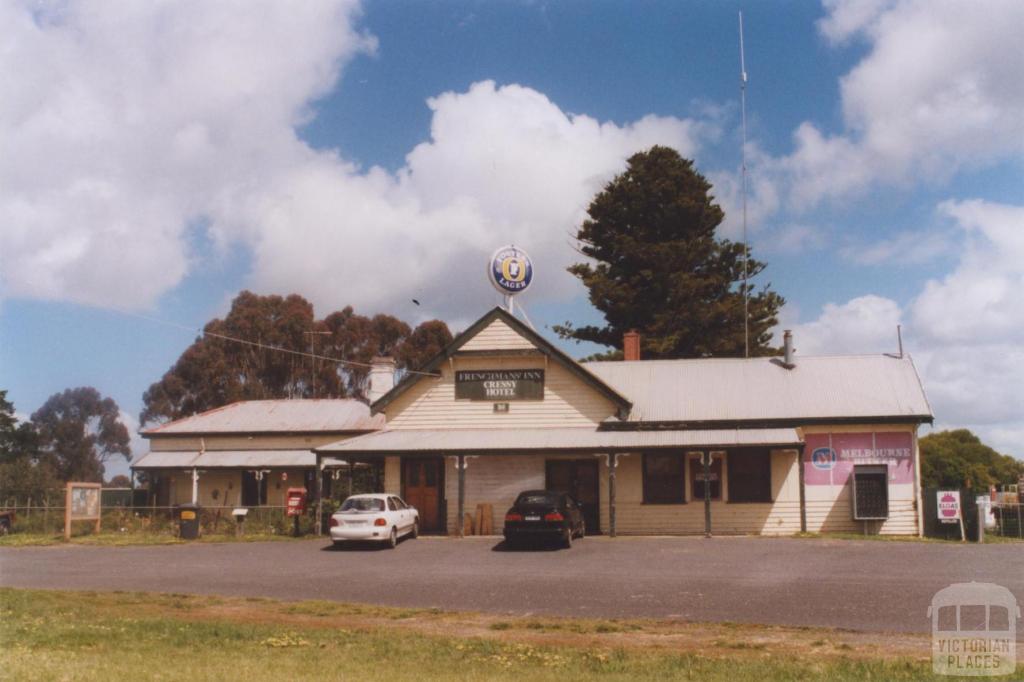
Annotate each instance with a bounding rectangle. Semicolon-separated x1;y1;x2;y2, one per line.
937;490;961;523
804;431;914;486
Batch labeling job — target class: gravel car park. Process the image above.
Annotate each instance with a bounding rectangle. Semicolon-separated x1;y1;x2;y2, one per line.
4;536;1022;634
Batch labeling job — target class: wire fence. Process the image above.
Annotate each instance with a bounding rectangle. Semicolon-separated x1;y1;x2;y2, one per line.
921;487;1023;541
0;483;376;538
990;503;1024;539
4;488;1020;541
0;501;319;538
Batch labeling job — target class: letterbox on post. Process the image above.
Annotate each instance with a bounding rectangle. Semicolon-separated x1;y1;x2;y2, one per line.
286;487;307;537
286;488;307;516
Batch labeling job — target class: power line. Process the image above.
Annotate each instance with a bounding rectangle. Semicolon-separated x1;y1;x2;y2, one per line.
105;305;440;378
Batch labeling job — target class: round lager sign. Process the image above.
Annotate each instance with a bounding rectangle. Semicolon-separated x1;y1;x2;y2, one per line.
811;447;837;471
488;245;533;295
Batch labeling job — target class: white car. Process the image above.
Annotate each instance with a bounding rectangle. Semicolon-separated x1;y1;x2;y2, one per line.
329;493;419;548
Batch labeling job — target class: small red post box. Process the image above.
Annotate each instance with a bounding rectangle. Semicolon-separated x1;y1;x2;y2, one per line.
286;487;307;517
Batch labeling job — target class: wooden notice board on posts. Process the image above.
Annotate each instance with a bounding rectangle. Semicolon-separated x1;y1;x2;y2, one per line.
65;482;102;540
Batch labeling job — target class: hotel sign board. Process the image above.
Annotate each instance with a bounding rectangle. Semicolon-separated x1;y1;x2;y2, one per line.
455;369;544;401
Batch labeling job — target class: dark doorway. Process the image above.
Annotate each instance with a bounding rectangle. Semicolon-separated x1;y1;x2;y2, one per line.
402;458;445;533
241;471;267;507
546;459;600;534
153;474;171;507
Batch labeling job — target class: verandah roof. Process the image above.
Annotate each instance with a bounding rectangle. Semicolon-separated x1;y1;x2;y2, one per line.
132;449;339;469
315;427;802;460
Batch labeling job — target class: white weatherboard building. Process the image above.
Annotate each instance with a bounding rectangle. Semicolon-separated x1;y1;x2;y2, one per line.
135;306;933;537
134;400;382;508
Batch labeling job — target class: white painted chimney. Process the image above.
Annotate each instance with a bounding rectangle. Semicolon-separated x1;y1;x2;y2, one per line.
368;356;396;402
783;330;794;367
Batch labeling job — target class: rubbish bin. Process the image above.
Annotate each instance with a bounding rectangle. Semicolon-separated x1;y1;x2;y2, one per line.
177;503;200;539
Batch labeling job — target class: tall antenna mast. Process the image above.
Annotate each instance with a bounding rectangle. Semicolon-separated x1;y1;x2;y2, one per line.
738;10;750;359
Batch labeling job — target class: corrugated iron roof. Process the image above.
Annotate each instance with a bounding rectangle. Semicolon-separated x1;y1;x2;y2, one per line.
132;449;324;469
584;355;932;423
142;399;384;435
131;451;199;468
316;427;801;456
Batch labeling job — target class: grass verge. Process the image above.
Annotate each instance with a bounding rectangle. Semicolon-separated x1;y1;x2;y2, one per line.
794;531;1023;544
0;588;953;681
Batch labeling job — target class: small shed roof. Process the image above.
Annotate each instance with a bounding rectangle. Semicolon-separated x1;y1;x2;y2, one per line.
142;399;384;436
132;449;326;469
584;354;932;424
316;427;802;457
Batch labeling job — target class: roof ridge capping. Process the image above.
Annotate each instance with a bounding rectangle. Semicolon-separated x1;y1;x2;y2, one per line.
584;353;915;365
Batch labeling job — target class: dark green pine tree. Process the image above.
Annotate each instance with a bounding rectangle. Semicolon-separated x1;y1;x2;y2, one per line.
555;146;785;359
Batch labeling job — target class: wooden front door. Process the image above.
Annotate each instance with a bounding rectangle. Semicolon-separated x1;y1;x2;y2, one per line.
546;459;600;534
402;458;444;532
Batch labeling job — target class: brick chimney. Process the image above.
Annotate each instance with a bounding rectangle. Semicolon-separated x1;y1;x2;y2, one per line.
623;330;641;361
368;356;396;402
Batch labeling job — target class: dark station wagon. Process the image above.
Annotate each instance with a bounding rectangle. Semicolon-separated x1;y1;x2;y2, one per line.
503;490;585;548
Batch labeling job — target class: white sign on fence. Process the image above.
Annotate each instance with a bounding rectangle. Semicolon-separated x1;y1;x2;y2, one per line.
937;490;961;524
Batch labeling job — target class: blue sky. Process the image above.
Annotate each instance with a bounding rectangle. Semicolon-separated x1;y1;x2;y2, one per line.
2;0;1022;475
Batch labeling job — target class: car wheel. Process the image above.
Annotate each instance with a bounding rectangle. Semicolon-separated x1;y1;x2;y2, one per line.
411;520;419;539
387;527;398;549
563;527;573;549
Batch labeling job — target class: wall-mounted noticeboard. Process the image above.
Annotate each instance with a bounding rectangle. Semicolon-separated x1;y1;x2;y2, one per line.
65;482;102;540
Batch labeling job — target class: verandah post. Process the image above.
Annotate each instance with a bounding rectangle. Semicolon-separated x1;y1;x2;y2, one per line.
457;455;466;538
798;446;807;533
609;453;617;538
703;451;712;538
315;453;323;537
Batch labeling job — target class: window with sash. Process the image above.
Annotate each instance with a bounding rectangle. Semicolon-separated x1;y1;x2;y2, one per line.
727;448;772;503
642;453;685;504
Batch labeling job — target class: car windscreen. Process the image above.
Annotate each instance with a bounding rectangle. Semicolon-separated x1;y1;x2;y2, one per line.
340;498;385;512
515;492;561;507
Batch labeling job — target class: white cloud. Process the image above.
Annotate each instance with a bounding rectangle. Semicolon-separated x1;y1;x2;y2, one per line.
708;142;782;240
243;81;703;317
839;228;951;266
817;0;897;44
0;0;375;310
758;223;828;255
792;199;1024;458
118;409;146;464
792;294;902;356
912;200;1024;343
732;0;1024;224
908;200;1024;457
0;4;703;319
